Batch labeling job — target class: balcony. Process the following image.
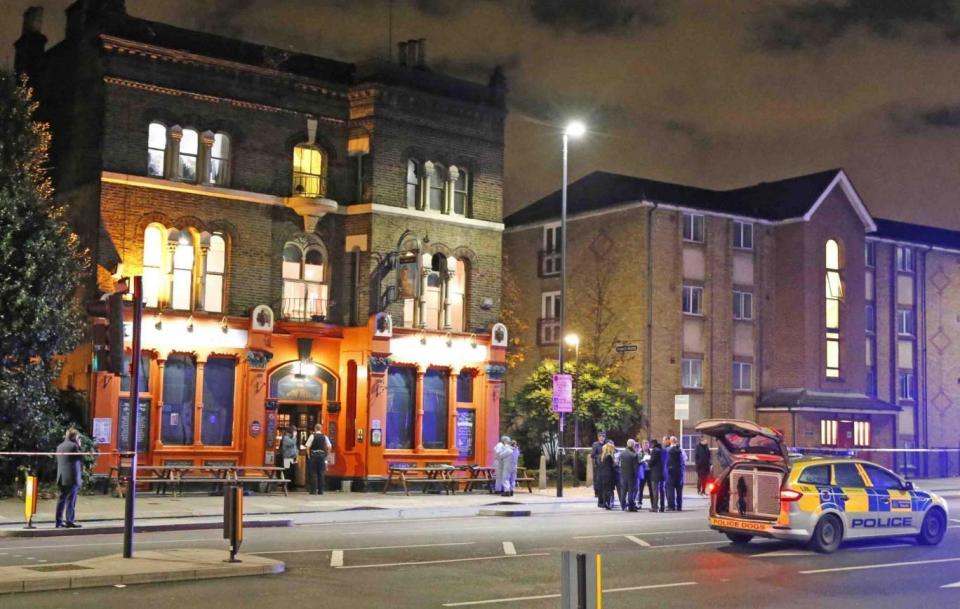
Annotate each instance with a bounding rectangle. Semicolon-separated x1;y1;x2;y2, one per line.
280;297;328;322
538;317;560;346
539;250;561;277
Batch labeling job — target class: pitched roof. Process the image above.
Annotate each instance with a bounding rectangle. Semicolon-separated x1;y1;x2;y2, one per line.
504;168;846;226
872;218;960;250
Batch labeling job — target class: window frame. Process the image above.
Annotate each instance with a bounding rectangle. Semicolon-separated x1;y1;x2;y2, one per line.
681;357;703;389
206;132;231;186
203;233;227;313
865;241;876;268
733;290;753;321
682;213;705;243
427;162;446;213
732;361;753;391
820;419;837;446
682;285;704;316
824;239;843;379
170;231;196;311
732;221;753;250
896;309;915;337
405;159;421;209
897;371;916;401
896;246;915;273
292;144;327;198
176;127;200;182
853;421;871;448
281;241;328;321
451;167;468;216
147;122;167;177
540;223;562;276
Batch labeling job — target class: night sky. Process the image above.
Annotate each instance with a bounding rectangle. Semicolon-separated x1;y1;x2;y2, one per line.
3;0;960;230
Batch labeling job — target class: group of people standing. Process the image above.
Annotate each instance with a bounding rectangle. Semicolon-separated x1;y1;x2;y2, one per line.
493;435;520;496
592;432;712;513
279;423;331;495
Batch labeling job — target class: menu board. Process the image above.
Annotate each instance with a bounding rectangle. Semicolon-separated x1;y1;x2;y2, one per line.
118;398;151;452
455;409;475;459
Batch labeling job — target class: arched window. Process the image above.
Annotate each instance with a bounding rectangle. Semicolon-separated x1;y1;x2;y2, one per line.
207;133;230;185
292;145;326;197
825;239;843;378
452;168;468;216
177;128;199;181
449;258;467;331
406;159;421;208
203;233;226;313
143;224;164;307
147;122;167;177
281;241;328;320
428;163;445;211
170;230;195;311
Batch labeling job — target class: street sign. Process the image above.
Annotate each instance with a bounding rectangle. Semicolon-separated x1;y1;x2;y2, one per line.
674;394;690;421
552;374;573;413
615;343;638;353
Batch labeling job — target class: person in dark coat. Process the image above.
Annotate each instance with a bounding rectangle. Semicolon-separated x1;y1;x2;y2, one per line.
55;428;83;528
590;431;607;507
609;440;625;510
647;440;663;513
620;439;640;512
666;436;686;511
694;436;712;495
636;439;650;510
304;423;331;494
597;443;617;509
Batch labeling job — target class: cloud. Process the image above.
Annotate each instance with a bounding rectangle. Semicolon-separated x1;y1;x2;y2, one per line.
890;104;960;133
527;0;665;35
193;0;256;40
430;54;521;83
759;0;960;51
663;118;714;148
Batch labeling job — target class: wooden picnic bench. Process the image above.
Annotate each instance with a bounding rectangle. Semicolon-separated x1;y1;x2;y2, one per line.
453;466;535;493
231;466;289;496
383;464;455;495
112;464;288;497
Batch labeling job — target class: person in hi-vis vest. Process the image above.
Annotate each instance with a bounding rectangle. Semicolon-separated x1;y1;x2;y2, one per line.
304;423;332;495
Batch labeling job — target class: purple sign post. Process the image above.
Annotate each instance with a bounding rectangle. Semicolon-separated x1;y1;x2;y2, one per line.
553;373;573;434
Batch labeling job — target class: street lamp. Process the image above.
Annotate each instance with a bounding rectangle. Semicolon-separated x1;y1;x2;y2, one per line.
565;334;580;485
556;121;585;497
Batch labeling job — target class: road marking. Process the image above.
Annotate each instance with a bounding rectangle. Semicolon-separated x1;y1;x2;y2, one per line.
254;541;475;555
502;541;516;555
441;581;697;606
625;535;651;547
751;543;912;558
943;580;960;589
648;540;727;549
801;557;960;575
337;552;550;570
574;529;710;539
950;519;960;524
751;551;813;558
330;550;344;567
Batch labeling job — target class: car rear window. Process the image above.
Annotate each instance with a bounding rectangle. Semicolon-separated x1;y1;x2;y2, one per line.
798;465;830;485
833;463;865;487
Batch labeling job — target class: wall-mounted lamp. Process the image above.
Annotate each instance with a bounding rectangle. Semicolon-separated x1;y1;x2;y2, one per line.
419;330;427;345
154;311;163;330
445;332;453;347
470;333;478;348
186;315;194;333
220;316;229;333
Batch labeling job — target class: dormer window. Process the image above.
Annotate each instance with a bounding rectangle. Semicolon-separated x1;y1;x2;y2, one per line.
293;145;326;197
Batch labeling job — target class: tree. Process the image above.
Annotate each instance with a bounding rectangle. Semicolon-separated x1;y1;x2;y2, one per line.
499;253;528;370
503;359;642;465
0;72;89;489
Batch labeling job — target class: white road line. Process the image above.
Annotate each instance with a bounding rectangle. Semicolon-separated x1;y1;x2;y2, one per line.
625;535;651;547
751;543;913;558
254;542;475;555
751;551;813;558
442;582;697;606
800;557;960;575
942;580;960;589
574;529;710;539
648;540;727;549
0;537;221;551
329;550;344;568
502;541;516;556
336;552;550;570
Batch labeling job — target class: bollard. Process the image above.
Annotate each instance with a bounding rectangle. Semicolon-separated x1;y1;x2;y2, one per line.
23;475;38;529
223;484;244;563
539;454;547;489
585;455;593;487
561;551;601;609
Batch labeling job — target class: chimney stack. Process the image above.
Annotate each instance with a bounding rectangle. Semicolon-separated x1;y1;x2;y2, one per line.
416;38;426;68
14;7;47;76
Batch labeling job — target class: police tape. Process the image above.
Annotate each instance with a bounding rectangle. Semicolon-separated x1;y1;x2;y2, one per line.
789;447;960;452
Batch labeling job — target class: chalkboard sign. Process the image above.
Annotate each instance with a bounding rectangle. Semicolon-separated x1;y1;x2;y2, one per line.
118;398;151;453
455;409;475;459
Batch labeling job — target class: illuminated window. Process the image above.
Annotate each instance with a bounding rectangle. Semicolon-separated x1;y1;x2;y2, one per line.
170;233;195;311
147;122;167;177
896;246;914;273
143;224;164;308
281;241;328;321
201;357;236;446
207;133;230;185
449;258;467;332
682;285;703;315
203;234;226;313
406;159;421;208
682;358;703;389
292;145;326;197
178;128;199;181
428;163;446;211
733;221;753;249
820;419;837;446
853;421;871;448
452;168;468;216
733;291;753;320
733;361;752;390
825;239;843;378
682;213;704;242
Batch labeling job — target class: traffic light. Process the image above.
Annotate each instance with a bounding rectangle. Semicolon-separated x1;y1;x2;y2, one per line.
86;292;126;375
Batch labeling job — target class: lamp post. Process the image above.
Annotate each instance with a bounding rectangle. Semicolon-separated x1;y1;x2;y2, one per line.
556;120;585;498
565;333;580;485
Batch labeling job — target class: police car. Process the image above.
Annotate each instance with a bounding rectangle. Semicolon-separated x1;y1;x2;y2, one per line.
695;419;949;553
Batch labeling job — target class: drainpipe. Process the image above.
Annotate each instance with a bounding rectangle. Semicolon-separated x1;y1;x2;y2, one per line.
644;200;657;435
920;246;930;453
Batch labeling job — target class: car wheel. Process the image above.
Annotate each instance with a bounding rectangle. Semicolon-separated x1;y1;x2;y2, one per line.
917;509;946;546
725;532;753;544
810;514;843;553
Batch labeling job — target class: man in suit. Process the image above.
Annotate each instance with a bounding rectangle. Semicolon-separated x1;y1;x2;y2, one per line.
620;439;640;512
590;431;606;507
666;435;687;511
55;428;83;528
647;439;663;512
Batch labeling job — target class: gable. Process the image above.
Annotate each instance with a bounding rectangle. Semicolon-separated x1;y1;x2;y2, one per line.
798;171;876;233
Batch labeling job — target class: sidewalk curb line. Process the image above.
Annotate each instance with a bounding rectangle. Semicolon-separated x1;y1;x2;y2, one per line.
0;519;292;538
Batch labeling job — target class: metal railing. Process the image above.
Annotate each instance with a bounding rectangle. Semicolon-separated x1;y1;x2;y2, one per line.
291;173;326;198
280;297;328;322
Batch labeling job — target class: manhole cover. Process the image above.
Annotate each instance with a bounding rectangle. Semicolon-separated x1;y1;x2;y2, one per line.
26;564;93;573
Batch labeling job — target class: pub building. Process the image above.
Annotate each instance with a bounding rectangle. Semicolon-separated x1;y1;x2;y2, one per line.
15;1;510;487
